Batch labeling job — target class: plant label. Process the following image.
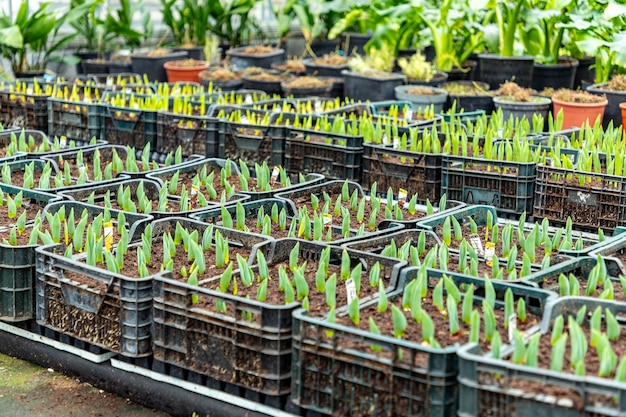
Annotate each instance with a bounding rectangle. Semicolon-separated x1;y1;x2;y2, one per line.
323;213;332;229
104;221;114;251
405;109;413;121
314;100;323;113
60;137;67;149
508;314;517;343
245;94;253;105
270;166;280;186
240;115;249;124
393;137;400;149
276;105;282;113
345;278;357;305
484;242;495;265
469;233;484;257
78;164;88;180
398;189;408;208
382;133;389;145
191;184;199;198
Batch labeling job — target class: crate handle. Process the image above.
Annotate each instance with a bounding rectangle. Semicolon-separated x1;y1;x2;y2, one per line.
232;130;267;151
109;108;141;132
56;268;115;314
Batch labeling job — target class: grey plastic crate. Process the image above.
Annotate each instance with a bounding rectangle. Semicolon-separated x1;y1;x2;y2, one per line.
458;297;626;417
291;266;555;417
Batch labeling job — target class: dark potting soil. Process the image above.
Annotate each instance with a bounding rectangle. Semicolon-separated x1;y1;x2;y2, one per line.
334;282;541;365
291;192;424;231
197;259;385;318
0;199;45;230
540;275;626;302
507;322;626;411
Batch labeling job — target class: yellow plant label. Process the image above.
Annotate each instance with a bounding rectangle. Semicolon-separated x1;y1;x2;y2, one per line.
104;221;114;251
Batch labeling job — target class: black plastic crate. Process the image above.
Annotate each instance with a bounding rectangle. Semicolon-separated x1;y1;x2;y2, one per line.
441;154;536;217
0;87;48;131
0;186;62;322
362;142;443;203
156;111;219;158
215;107;286;168
153;238;406;397
533;163;626;233
457;297;626;417
284;126;363;181
291;266;555;417
103;104;157;149
47;96;104;144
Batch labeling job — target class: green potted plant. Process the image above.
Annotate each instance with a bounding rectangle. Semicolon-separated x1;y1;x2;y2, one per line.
160;0;213;61
397;51;448;86
0;0;95;78
478;0;535;89
342;44;406;101
521;0;579;90
417;0;484;80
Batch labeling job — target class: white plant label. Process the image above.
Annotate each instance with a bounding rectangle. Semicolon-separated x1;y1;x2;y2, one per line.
405;109;413;120
484;242;495;265
398;189;408;208
323;213;332;229
469;233;484;257
60;137;67;149
78;164;88;180
393;137;400;149
276;105;282;113
245;94;253;105
382;133;389;145
191;184;199;198
345;278;357;305
508;314;517;343
240;115;249;124
270;166;280;185
314;100;323;113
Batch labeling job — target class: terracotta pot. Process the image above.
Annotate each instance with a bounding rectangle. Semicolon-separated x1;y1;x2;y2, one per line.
551;97;608;128
620;102;626;129
164;60;210;83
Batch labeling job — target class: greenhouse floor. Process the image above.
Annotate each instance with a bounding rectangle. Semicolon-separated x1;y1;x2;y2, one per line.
0;353;172;417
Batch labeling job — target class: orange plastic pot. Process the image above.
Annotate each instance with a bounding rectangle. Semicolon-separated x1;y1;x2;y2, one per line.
551;97;608;128
620;102;626;129
164;60;210;83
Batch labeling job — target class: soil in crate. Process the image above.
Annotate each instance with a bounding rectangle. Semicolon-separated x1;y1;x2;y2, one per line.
433;224;590;262
53;149;165;180
539;274;626;302
201;259;383;317
290;191;425;230
493;321;626;411
333;281;541;365
1;99;47;130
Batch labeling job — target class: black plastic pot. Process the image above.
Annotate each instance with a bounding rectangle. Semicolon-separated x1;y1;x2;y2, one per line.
478;54;535;89
82;59;109;75
173;46;205;61
73;51;100;74
281;80;332;98
407;71;449;87
302;58;349;78
531;57;579;91
226;46;285;69
575;56;596;89
130;50;189;82
342;70;406;102
340;32;372;55
445;60;477;82
310;39;342;56
107;60;132;74
242;72;291;96
440;81;493;113
586;82;626;128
